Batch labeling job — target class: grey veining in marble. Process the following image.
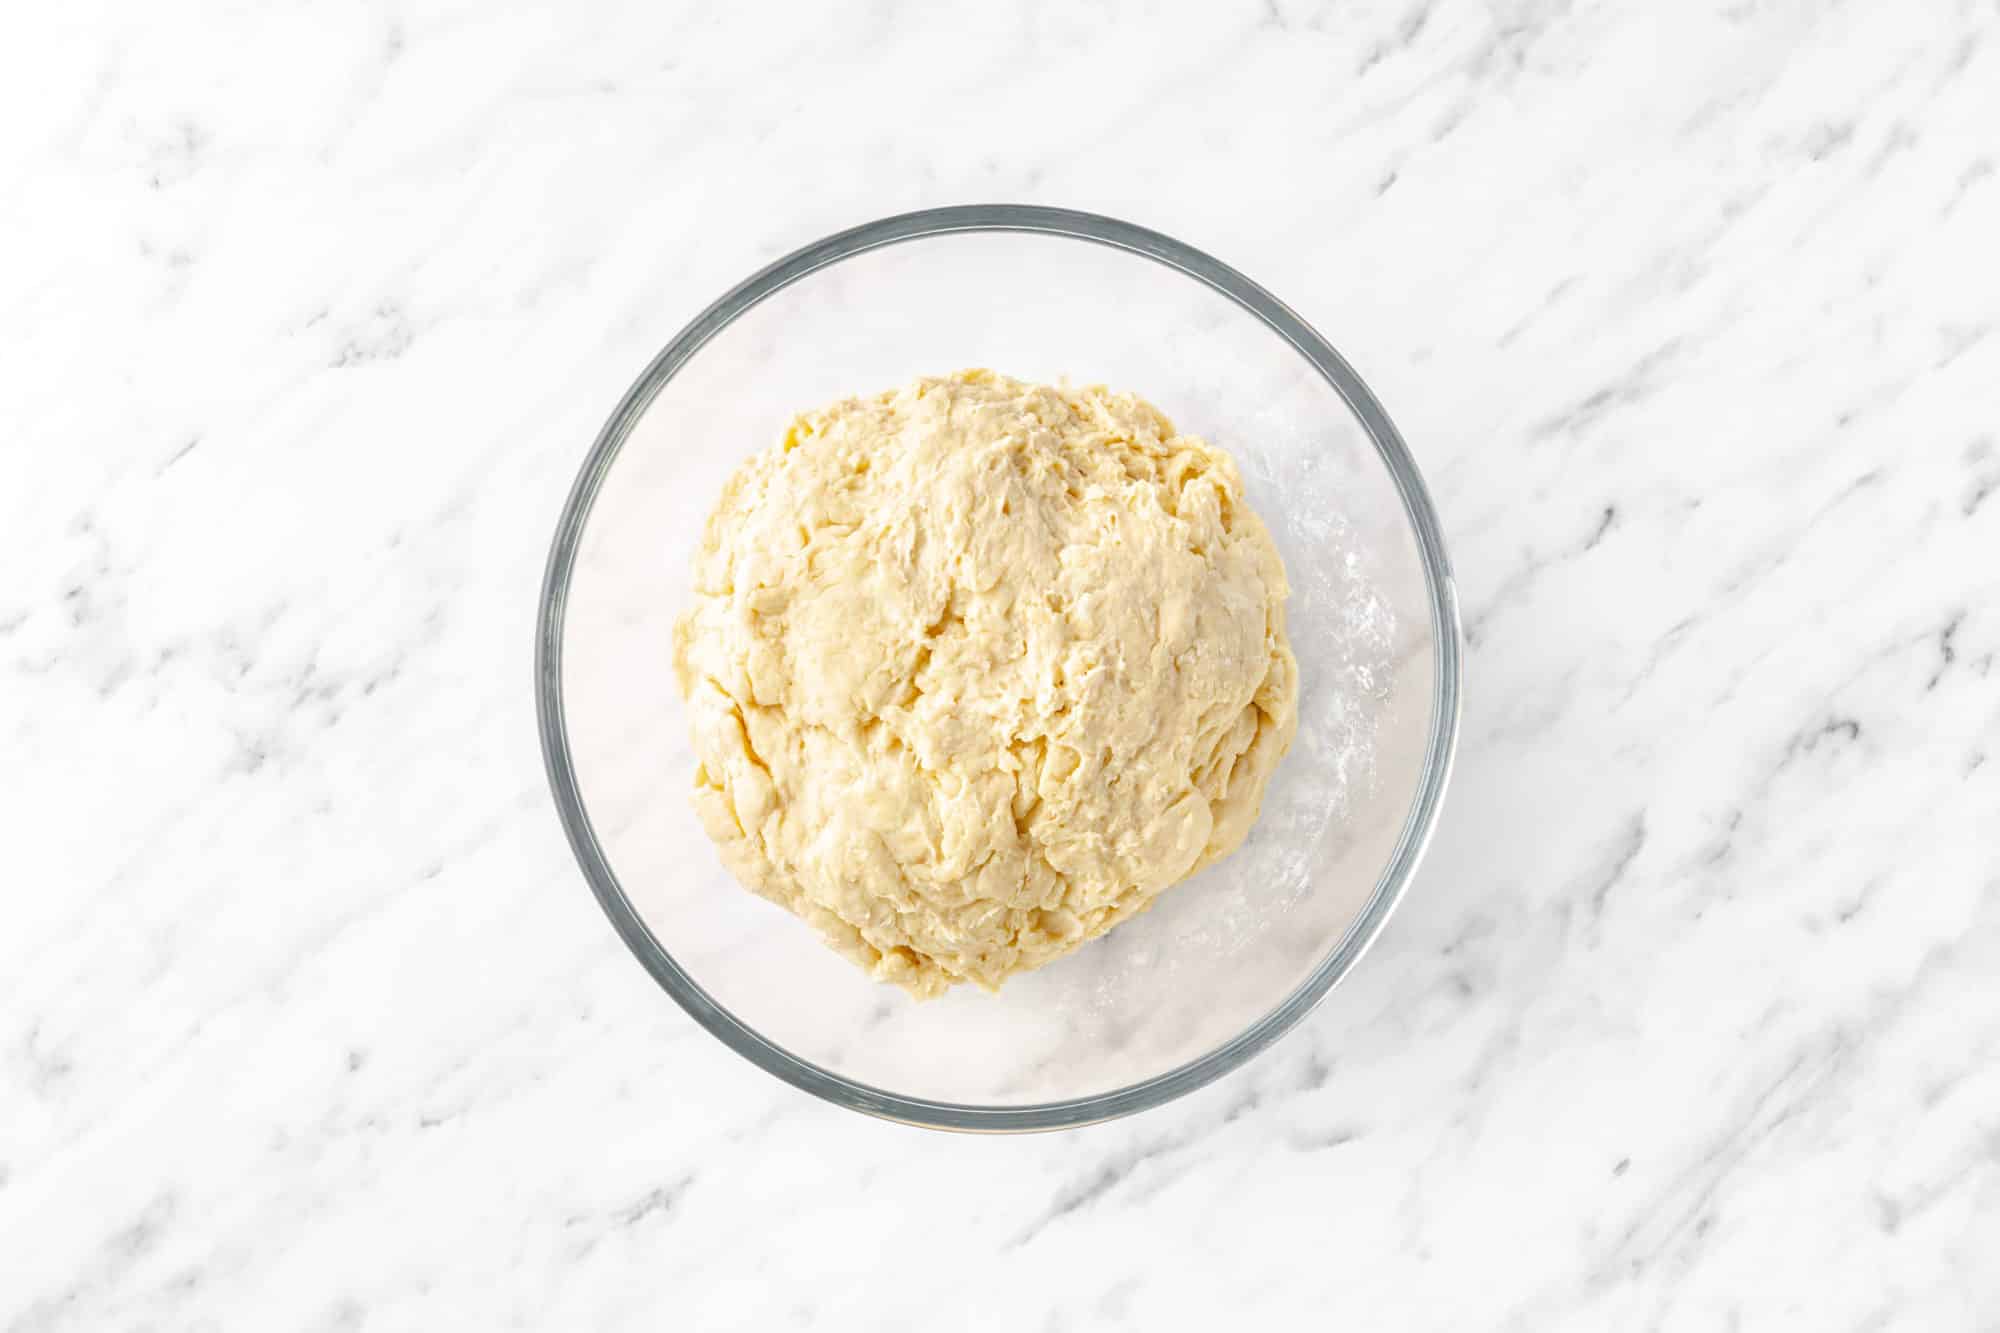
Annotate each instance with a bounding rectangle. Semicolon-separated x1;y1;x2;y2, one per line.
4;0;1997;1328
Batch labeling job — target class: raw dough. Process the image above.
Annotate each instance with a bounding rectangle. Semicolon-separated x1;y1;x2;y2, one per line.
672;370;1297;997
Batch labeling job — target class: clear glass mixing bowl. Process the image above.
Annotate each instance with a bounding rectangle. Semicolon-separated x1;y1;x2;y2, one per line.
537;206;1462;1130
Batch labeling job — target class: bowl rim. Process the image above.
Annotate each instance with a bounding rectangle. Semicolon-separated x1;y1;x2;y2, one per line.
536;204;1463;1132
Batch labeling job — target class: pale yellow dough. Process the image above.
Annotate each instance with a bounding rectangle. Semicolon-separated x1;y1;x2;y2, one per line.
672;370;1298;997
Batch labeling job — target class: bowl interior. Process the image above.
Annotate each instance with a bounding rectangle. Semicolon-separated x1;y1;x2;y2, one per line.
557;226;1441;1112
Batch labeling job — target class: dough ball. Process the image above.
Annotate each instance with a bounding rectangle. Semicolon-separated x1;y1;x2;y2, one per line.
673;369;1298;997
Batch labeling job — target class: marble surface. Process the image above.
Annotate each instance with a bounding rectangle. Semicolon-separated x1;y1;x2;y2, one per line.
6;0;1997;1327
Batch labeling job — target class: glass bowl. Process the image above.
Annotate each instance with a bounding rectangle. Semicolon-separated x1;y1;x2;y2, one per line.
537;205;1461;1131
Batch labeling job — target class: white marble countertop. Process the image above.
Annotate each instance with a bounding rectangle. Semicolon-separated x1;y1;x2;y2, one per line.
7;1;1997;1327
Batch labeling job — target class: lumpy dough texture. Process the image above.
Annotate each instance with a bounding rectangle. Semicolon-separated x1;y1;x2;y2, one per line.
673;370;1298;998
